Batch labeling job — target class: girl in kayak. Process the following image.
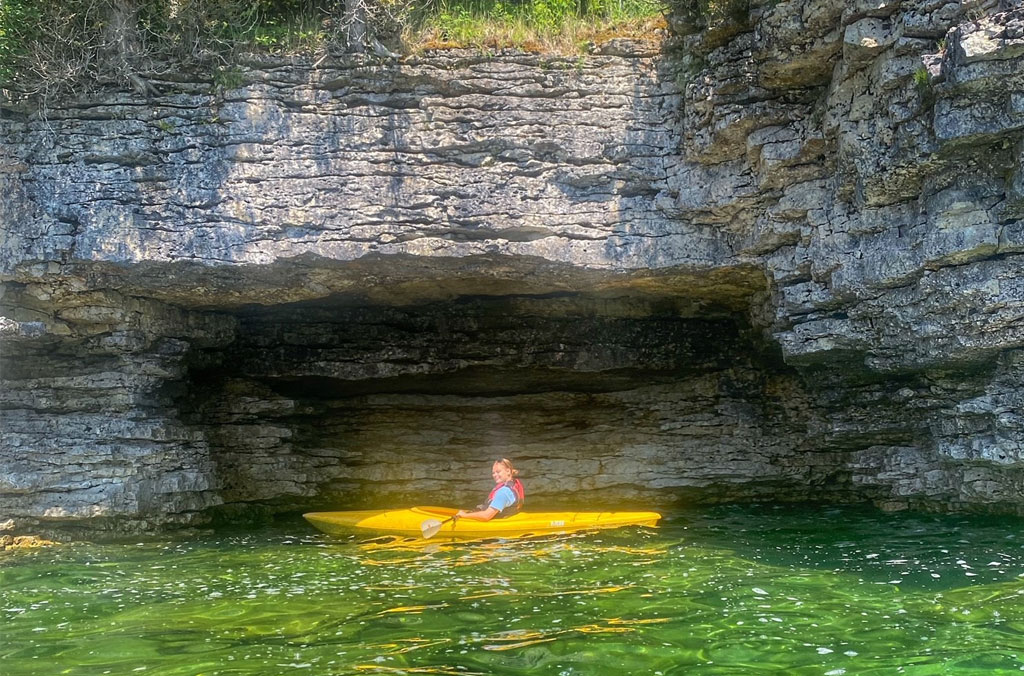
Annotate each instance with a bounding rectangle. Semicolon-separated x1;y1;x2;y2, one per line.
455;458;525;521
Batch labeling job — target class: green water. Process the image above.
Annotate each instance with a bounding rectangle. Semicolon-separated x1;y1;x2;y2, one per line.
3;505;1024;675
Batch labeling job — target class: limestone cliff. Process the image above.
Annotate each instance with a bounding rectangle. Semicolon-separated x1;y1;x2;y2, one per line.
2;0;1024;533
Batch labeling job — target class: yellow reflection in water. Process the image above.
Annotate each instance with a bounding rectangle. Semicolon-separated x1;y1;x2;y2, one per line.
351;532;667;572
354;666;485;675
359;556;427;567
475;615;663;651
483;637;558;650
376;603;449;616
606;617;671;626
535;584;634;596
458;584;632;600
367;637;453;654
458;590;513;600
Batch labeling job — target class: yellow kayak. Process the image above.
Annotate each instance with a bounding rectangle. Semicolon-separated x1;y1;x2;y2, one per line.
303;506;661;539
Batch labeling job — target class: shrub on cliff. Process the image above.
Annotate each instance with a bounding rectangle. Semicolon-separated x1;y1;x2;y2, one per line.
0;0;663;103
0;0;336;102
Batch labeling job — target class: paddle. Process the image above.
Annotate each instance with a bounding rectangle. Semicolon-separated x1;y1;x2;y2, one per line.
420;515;458;539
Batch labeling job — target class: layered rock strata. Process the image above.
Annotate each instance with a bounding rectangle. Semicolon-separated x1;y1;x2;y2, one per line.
2;1;1024;532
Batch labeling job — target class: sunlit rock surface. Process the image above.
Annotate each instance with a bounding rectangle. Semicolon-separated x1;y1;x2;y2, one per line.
3;2;1024;532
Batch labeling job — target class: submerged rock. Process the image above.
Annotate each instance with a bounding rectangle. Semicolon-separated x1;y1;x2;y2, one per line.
0;535;58;552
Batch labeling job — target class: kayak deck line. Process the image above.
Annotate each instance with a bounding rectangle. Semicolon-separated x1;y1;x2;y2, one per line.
303;506;661;539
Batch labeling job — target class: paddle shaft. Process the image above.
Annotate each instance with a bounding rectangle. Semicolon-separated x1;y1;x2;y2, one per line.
421;515;457;539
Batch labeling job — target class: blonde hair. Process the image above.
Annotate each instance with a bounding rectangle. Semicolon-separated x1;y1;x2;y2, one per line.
493;458;519;477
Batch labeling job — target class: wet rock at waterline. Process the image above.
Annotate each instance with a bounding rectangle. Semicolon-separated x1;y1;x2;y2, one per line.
3;3;1024;532
0;534;58;552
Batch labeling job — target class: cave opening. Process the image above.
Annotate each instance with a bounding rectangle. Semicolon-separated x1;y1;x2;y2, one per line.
176;276;849;518
4;261;949;534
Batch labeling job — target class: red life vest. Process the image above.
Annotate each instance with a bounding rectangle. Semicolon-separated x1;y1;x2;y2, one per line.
486;478;524;518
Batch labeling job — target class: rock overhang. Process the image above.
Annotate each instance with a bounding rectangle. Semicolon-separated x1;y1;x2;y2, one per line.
5;4;1024;532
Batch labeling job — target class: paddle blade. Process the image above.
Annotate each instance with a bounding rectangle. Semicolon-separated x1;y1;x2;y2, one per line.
420;519;443;539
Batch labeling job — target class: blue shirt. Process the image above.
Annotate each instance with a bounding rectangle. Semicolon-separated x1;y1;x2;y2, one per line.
488;486;517;513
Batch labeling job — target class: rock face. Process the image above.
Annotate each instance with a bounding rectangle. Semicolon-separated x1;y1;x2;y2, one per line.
3;2;1024;532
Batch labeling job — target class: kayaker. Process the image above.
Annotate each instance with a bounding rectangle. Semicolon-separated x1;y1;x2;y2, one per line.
455;458;524;521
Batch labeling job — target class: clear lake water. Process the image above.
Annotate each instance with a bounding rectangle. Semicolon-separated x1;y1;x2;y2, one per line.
4;504;1024;675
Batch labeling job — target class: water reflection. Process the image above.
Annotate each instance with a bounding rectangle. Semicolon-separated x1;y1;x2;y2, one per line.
3;505;1024;674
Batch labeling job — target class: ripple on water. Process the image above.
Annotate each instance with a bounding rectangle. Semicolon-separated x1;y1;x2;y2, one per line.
5;506;1024;675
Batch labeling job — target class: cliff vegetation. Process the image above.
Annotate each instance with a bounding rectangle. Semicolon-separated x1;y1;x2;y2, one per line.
0;0;664;103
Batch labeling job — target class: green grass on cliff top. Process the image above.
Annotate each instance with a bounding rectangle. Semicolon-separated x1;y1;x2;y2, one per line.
404;0;666;53
242;0;667;53
0;0;666;99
